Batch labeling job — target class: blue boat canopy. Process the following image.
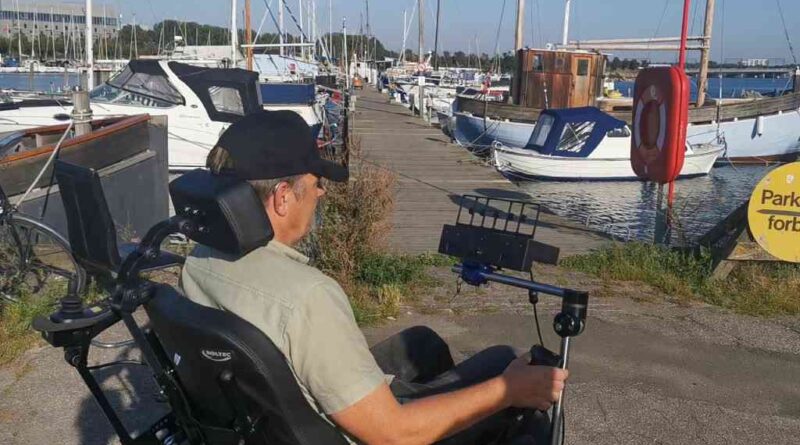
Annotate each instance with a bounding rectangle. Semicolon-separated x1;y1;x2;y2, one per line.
528;107;627;158
260;83;316;105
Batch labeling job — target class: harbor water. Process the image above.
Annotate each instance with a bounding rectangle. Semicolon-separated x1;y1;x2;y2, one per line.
514;164;774;244
0;73;786;244
616;77;794;100
0;72;82;92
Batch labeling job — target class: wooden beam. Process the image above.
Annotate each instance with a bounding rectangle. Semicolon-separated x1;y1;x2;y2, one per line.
696;0;716;108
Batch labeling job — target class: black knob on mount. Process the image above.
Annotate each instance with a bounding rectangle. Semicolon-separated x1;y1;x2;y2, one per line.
553;313;583;337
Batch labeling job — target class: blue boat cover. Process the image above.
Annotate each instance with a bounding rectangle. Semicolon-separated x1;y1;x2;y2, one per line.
260;83;316;105
529;107;626;158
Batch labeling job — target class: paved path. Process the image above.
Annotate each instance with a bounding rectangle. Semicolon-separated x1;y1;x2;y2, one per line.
351;89;609;257
2;268;799;445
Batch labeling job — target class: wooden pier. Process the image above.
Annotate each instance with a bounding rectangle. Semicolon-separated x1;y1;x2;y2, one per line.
350;89;610;257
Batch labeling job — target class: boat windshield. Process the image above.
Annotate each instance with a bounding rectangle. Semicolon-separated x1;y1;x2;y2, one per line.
556;121;596;153
90;64;184;108
530;114;555;147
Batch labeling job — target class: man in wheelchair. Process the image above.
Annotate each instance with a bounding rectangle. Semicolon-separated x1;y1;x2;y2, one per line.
180;110;568;445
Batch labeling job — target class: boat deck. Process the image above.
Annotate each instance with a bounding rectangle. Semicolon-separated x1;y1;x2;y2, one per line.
350;88;610;257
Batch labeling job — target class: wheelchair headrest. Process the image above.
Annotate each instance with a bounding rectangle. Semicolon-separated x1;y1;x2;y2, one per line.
169;169;273;256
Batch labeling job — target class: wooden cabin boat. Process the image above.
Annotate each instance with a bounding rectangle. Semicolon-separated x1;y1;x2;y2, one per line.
0;115;170;239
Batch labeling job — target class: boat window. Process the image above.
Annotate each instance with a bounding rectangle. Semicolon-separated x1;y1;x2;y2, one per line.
577;59;589;76
90;83;177;108
556;121;596;153
606;126;630;138
208;86;245;116
532;55;543;72
105;65;184;106
531;114;555;147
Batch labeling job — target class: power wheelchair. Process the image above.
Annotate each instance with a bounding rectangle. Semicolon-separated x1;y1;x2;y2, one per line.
34;162;589;445
35;163;350;444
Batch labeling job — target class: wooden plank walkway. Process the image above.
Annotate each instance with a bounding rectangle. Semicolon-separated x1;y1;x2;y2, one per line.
351;89;610;257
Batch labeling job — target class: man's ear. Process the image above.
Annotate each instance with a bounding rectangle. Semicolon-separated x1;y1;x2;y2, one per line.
270;182;291;217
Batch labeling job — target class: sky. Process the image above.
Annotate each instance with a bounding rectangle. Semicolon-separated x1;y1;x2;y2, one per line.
97;0;798;62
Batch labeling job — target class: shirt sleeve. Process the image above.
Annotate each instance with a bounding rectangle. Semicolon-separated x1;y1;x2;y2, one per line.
284;279;387;415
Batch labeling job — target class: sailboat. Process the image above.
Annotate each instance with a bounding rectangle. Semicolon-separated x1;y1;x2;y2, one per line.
457;0;800;164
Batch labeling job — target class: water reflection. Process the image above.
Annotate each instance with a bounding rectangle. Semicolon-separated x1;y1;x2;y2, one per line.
514;164;775;243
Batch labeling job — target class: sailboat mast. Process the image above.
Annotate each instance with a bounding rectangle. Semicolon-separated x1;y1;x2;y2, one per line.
245;0;253;70
86;0;94;89
299;0;305;60
418;0;424;64
401;9;407;64
279;0;285;56
513;0;525;104
230;0;238;65
433;0;440;70
515;0;525;50
696;0;716;107
15;0;21;60
342;18;348;88
561;0;571;46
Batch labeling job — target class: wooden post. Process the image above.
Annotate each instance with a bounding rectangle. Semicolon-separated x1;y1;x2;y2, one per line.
512;0;525;105
245;0;252;70
696;0;715;108
794;67;800;93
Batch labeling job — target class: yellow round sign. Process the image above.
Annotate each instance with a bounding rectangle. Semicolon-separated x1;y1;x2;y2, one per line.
748;162;800;263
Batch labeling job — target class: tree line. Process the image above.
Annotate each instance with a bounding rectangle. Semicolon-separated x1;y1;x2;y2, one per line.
0;19;396;63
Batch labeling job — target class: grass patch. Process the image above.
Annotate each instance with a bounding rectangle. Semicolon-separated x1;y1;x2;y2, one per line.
0;280;107;366
562;242;800;317
0;282;66;366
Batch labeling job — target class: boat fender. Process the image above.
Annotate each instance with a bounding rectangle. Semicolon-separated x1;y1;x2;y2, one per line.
756;115;764;137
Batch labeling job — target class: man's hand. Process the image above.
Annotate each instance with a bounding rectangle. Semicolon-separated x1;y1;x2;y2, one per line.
501;354;569;411
331;353;569;445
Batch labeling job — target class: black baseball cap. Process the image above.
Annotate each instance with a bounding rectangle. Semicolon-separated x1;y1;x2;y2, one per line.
214;110;348;182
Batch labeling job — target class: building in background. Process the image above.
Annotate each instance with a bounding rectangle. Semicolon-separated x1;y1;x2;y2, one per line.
740;58;770;67
0;1;119;40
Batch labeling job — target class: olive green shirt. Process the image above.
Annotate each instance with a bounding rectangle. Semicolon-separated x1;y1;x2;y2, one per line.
180;240;387;434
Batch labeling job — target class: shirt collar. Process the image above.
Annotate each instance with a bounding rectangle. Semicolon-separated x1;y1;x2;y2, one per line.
266;240;310;265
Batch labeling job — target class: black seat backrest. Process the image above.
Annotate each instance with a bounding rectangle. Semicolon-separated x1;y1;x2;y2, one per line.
145;285;349;445
53;160;121;275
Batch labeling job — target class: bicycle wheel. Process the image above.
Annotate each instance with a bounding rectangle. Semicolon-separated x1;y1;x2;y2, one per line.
0;213;86;303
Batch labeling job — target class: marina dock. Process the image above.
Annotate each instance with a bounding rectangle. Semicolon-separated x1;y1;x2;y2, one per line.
351;89;610;257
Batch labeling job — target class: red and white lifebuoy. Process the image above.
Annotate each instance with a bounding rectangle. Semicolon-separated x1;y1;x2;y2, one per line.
633;84;668;167
630;66;690;183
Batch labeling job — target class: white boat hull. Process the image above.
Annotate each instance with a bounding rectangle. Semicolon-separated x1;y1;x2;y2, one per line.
453;112;535;152
493;145;723;180
687;109;800;162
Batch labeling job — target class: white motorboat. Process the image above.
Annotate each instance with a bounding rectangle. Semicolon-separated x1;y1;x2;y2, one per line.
453;111;536;153
493;107;723;181
0;60;262;170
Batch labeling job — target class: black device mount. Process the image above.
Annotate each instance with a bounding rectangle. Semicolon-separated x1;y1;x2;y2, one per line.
439;195;589;445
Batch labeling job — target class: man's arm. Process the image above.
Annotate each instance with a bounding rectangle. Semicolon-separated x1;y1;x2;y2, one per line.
331;355;568;445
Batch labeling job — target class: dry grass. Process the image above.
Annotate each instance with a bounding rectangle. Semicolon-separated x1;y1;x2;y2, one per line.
311;136;450;324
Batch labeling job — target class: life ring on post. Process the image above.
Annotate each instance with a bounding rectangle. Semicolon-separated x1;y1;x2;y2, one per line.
630;66;690;183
